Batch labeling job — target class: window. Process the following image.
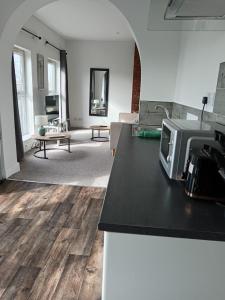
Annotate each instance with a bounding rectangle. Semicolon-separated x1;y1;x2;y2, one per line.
13;47;33;139
13;48;29;136
48;59;58;94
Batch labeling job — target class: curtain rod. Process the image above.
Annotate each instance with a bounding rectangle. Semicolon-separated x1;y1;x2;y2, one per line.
21;28;66;53
45;40;64;52
22;27;42;40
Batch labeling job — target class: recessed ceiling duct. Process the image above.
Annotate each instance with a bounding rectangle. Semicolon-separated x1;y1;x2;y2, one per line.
165;0;225;20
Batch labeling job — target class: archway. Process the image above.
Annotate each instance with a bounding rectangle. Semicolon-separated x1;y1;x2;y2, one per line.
0;0;141;178
131;44;141;113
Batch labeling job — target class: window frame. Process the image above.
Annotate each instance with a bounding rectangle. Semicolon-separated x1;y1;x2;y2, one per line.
47;58;58;95
13;47;27;97
13;47;29;137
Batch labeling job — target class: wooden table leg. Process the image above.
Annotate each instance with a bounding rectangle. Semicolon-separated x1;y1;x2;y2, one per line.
68;138;71;153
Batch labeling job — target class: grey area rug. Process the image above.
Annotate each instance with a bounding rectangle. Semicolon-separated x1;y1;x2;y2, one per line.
10;129;113;187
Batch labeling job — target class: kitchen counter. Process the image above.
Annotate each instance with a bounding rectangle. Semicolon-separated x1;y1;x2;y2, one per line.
99;124;225;300
99;124;225;242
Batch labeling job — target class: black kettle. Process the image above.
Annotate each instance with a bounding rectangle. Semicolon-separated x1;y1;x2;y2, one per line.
185;148;225;202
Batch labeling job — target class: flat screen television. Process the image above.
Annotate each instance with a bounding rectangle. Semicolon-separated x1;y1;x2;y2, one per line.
45;95;59;115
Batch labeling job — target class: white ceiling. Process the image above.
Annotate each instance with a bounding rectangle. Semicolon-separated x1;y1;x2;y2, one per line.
35;0;133;41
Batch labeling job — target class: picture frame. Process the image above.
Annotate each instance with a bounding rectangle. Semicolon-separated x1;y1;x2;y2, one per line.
37;53;44;89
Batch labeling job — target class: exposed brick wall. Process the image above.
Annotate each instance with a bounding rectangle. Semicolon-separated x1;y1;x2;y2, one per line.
131;44;141;113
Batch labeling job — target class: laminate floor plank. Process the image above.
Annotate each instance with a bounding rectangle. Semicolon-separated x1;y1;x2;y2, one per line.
70;187;92;204
0;181;26;198
41;185;74;212
5;215;54;265
64;207;91;230
28;228;77;300
0;260;21;296
0;180;105;300
0;185;16;205
64;187;93;229
0;266;40;300
0;220;15;238
21;226;61;268
0;182;32;213
61;185;82;204
0;217;30;240
78;231;104;300
28;210;53;228
47;201;74;228
0;223;30;256
82;198;104;223
3;192;34;219
90;187;106;200
52;254;87;300
0;180;19;195
69;198;103;256
17;190;52;219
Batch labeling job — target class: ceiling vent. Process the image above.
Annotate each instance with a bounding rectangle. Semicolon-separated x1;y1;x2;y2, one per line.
165;0;225;20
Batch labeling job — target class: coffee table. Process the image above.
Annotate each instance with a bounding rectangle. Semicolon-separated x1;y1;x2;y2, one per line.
90;125;110;142
32;133;71;159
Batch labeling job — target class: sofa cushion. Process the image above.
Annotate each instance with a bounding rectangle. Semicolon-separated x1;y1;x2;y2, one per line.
119;113;139;124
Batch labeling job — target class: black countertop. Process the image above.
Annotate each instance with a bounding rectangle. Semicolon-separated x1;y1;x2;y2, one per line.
98;124;225;242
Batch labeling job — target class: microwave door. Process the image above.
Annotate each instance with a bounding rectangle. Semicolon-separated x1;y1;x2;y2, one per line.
160;122;177;179
161;124;172;163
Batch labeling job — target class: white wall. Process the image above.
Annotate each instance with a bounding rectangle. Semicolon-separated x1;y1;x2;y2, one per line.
139;31;181;102
174;31;225;112
110;0;181;102
66;40;134;127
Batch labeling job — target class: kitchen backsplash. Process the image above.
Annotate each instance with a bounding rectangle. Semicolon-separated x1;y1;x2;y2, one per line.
139;101;173;126
140;101;225;126
172;102;225;124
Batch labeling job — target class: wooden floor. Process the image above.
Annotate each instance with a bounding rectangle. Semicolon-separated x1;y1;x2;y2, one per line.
0;180;105;300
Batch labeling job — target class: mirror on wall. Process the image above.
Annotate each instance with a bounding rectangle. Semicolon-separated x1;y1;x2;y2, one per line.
89;68;109;117
213;62;225;115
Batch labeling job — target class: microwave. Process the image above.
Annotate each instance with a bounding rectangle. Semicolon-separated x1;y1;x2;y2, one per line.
159;119;215;180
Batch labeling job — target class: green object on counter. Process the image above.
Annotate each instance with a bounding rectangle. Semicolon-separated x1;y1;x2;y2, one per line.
138;130;161;139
